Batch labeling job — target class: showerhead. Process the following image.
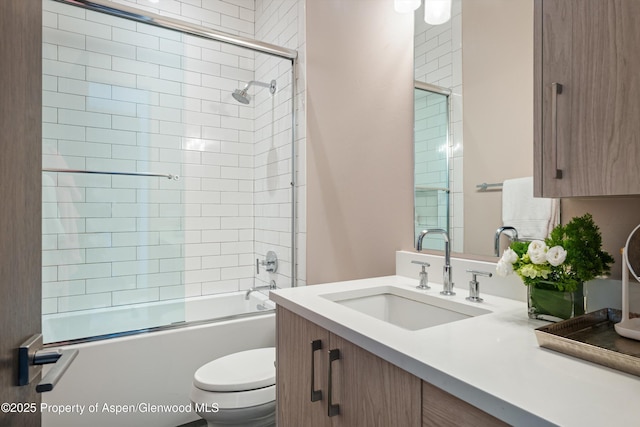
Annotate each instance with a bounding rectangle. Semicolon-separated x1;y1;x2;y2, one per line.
232;89;250;104
231;79;277;105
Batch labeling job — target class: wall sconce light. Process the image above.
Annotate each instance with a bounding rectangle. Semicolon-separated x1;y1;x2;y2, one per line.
424;0;452;25
394;0;421;14
394;0;452;25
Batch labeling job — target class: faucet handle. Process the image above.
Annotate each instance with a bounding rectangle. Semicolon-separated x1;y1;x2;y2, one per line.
256;251;278;274
465;270;492;302
411;260;430;267
412;261;430;290
466;269;493;279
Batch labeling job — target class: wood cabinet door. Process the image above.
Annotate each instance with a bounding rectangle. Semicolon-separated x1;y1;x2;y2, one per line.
0;1;43;426
276;307;331;427
422;381;508;427
535;0;640;197
329;334;421;427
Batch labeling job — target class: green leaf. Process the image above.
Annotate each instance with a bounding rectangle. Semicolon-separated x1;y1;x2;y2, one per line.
510;214;613;290
545;213;614;283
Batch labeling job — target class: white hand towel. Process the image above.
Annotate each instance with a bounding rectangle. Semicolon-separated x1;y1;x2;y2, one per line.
502;177;559;241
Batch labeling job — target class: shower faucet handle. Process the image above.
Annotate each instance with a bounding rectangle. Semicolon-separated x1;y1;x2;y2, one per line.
256;251;278;274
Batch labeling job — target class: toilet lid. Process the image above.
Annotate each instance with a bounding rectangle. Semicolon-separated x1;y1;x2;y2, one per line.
194;347;276;392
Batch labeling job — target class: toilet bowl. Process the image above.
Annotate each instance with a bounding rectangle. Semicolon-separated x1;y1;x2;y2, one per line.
190;347;276;427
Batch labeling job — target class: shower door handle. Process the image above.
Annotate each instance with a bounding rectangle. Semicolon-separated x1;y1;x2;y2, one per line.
18;333;79;393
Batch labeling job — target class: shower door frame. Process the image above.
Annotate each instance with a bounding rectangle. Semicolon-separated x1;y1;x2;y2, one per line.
49;0;300;290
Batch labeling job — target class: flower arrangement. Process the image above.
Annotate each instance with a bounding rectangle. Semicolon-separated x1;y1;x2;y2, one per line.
496;214;614;292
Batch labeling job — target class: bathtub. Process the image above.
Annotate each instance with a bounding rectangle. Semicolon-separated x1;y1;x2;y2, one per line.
43;290;275;344
41;291;276;427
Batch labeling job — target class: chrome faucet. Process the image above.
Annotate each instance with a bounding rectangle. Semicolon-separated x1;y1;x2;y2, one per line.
416;228;454;296
494;226;518;256
466;269;492;303
411;260;431;290
245;280;277;300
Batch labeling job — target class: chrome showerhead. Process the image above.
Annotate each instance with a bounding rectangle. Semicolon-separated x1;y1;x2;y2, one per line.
232;89;250;104
231;79;276;105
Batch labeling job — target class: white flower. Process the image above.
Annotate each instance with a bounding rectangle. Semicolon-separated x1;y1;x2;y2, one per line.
496;259;514;277
501;247;518;264
546;245;567;266
527;240;548;265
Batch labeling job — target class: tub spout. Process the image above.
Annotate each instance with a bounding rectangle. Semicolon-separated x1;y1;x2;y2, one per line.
245;281;277;300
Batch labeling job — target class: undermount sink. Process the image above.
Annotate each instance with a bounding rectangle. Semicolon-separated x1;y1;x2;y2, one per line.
321;285;491;331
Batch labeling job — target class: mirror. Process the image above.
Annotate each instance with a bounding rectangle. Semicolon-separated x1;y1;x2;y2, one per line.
413;0;534;257
414;83;450;252
615;224;640;340
627;226;640;281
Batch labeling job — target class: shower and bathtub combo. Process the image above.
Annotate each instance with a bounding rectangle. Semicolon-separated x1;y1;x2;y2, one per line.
41;0;297;426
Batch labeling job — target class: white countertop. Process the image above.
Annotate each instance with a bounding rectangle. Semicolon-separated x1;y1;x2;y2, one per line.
270;275;640;427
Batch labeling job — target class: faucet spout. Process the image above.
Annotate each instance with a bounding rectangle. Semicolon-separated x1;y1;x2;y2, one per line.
244;280;278;300
494;226;518;257
416;229;454;296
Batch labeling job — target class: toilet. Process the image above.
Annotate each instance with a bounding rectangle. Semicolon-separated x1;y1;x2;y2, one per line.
190;347;276;427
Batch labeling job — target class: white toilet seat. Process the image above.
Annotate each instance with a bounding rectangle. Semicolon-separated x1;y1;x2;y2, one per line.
194;347;276;392
191;347;276;409
190;383;275;409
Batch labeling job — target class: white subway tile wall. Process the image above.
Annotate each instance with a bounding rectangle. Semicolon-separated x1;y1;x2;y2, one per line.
255;0;306;287
414;0;462;253
42;0;298;322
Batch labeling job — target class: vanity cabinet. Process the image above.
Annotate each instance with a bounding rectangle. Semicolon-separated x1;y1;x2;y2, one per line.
276;306;330;427
276;306;421;426
534;0;640;197
421;381;508;427
276;306;506;427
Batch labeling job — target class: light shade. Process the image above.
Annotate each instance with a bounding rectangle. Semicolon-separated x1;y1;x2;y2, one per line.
394;0;421;14
424;0;452;25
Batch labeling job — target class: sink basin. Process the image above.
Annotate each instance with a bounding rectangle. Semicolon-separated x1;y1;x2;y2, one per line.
321;286;491;330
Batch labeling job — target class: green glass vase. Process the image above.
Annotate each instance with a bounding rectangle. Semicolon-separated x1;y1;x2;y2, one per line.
527;281;585;322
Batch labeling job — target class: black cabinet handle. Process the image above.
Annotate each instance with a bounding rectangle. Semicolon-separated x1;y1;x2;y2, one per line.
327;349;340;417
551;82;563;179
310;340;322;402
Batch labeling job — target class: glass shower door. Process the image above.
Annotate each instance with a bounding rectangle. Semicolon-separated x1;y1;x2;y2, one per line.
41;0;295;344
